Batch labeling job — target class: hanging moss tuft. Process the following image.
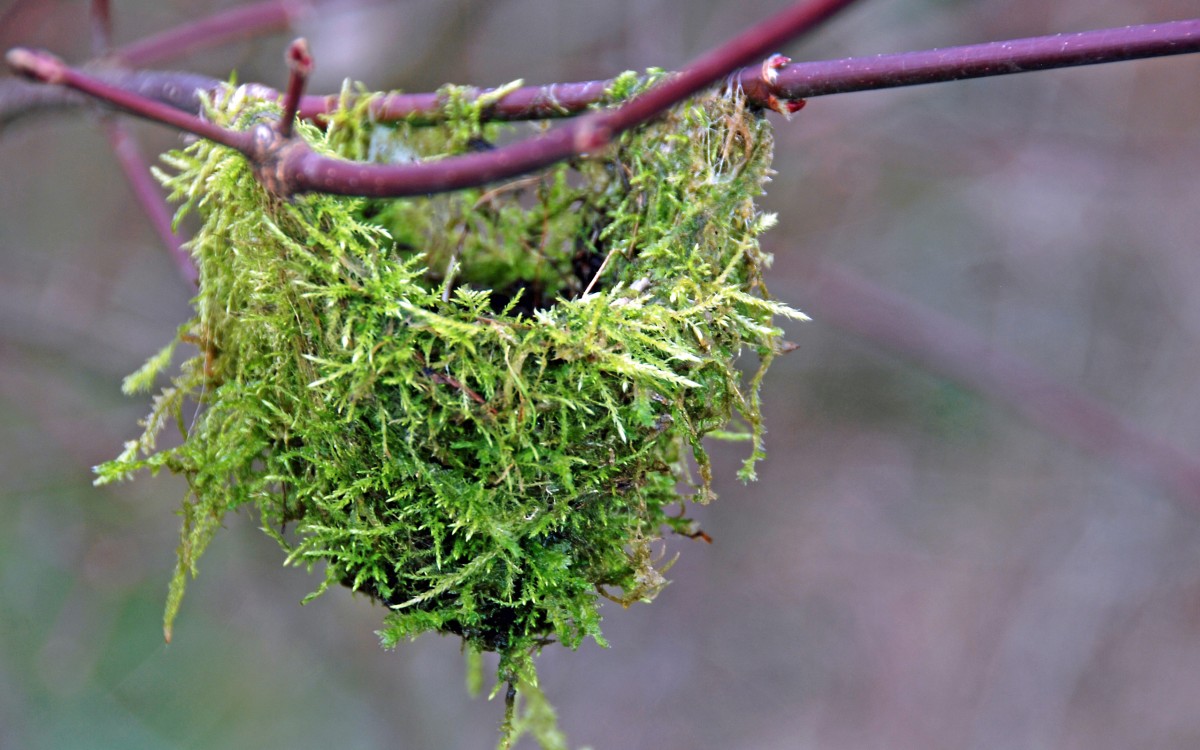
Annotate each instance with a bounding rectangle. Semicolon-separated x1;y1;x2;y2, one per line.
96;74;803;747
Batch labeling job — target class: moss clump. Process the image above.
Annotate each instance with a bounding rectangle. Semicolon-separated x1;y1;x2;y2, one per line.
97;75;802;745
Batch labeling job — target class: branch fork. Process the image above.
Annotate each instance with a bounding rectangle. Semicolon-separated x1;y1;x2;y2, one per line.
5;0;863;199
5;5;1199;201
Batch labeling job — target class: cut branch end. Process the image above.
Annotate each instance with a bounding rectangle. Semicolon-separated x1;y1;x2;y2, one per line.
278;37;312;138
286;37;313;76
5;48;67;85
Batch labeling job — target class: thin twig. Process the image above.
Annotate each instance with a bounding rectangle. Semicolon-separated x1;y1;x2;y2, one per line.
295;81;616;125
758;18;1200;99
6;48;252;151
0;70;228;132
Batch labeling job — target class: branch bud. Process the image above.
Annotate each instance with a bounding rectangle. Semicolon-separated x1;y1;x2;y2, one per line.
286;38;313;76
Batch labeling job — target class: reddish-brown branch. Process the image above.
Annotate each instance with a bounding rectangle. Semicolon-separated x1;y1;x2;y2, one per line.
294;81;618;125
7;10;1200;200
0;69;230;132
240;12;1200;197
6;0;863;199
752;18;1200;100
281;0;865;196
599;0;859;132
7;19;1199;131
301;19;1200;123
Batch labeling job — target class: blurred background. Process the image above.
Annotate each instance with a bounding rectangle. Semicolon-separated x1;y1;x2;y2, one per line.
2;0;1200;748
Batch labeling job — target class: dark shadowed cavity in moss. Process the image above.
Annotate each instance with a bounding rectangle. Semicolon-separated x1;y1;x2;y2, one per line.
96;73;802;743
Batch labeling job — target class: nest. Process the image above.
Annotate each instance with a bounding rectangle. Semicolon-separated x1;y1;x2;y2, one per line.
98;75;801;694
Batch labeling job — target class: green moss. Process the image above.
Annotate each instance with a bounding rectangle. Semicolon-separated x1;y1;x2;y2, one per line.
96;76;802;747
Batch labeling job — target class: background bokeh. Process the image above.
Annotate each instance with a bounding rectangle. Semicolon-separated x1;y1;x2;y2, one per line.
3;1;1200;748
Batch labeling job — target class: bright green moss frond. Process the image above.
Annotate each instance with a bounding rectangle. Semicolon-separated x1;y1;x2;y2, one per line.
98;76;800;748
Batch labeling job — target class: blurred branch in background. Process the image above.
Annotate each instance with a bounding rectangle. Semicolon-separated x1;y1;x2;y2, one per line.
89;0;112;56
806;265;1200;512
86;1;194;285
99;118;195;285
109;0;312;67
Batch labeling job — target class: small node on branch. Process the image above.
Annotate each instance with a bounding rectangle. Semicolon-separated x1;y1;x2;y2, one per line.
759;54;806;117
761;54;789;85
278;37;312;139
573;117;614;154
248;122;310;198
5;48;68;85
